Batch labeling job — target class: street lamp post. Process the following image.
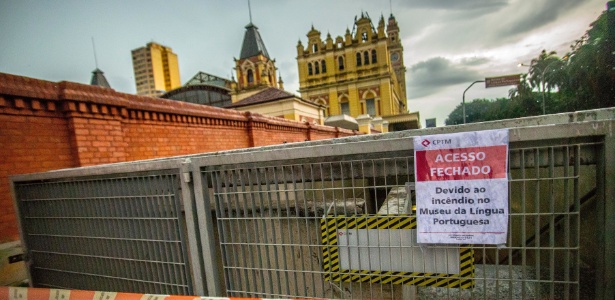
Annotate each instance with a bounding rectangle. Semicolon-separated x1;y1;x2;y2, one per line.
462;80;485;124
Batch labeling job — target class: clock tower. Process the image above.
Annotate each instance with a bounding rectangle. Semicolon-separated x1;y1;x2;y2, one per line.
387;14;407;106
296;12;420;131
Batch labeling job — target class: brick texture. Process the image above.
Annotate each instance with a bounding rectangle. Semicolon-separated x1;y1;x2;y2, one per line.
0;72;361;241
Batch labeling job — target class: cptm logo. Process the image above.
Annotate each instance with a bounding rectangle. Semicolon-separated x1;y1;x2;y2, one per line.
421;139;451;147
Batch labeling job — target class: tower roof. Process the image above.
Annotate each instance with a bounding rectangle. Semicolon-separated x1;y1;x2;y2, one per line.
239;23;270;59
90;68;111;88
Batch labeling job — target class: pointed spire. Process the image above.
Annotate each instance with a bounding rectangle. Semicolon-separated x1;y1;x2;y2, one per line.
278;71;284;90
240;22;270;59
90;68;111;88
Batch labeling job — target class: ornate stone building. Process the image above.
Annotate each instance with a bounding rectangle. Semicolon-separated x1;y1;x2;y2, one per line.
296;13;420;131
230;22;326;124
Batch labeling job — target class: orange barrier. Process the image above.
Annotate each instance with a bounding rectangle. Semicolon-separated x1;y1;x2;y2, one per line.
0;287;318;300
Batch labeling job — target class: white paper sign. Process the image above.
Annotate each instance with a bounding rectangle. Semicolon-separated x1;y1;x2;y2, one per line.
414;129;509;244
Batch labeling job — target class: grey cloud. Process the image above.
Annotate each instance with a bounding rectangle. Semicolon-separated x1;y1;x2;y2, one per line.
408;57;481;98
460;57;491;66
399;0;508;11
499;0;583;36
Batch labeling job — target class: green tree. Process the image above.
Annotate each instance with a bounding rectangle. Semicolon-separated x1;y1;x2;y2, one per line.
445;98;522;125
559;11;615;110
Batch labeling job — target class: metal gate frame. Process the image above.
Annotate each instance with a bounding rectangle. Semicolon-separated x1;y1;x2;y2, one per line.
10;158;207;295
189;120;614;299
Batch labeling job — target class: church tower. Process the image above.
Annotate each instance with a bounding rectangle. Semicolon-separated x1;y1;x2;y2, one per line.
231;22;278;102
387;14;407;108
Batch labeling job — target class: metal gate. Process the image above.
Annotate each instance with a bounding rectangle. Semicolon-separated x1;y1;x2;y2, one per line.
11;162;204;295
10;118;615;299
190;121;614;299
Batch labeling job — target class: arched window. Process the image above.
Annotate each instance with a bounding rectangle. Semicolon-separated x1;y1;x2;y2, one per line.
338;56;345;70
315;62;320;74
247;69;254;84
308;63;313;76
371;49;377;63
364;51;369;65
312;43;318;53
321;60;326;73
339;97;350;115
356;53;362;66
361;32;368;42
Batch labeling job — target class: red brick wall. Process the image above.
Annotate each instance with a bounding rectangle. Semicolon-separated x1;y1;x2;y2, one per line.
0;72;359;241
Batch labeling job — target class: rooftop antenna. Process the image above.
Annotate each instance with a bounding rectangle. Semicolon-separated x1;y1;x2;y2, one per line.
389;0;393;15
91;37;99;69
248;0;253;23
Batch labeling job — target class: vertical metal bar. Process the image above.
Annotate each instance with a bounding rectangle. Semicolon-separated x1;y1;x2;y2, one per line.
264;166;283;297
273;165;292;297
507;163;513;300
9;179;33;286
171;173;190;294
224;168;242;296
290;164;307;296
212;170;232;296
533;148;541;288
280;165;299;296
233;168;254;295
563;146;570;300
192;166;223;296
180;163;205;295
573;145;580;300
137;176;155;293
520;149;527;300
548;147;555;298
316;163;331;299
92;179;107;292
254;167;274;296
298;164;316;297
244;167;265;295
597;130;615;299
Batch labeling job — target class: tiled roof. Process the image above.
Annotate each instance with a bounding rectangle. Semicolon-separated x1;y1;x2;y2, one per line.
240;23;270;59
90;68;111;88
224;87;323;109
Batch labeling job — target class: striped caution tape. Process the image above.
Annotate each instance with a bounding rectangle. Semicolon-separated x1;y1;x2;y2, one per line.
321;215;475;289
0;287;320;300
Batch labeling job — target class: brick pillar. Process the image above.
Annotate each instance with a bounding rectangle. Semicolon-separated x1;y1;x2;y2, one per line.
64;101;127;166
246;112;255;147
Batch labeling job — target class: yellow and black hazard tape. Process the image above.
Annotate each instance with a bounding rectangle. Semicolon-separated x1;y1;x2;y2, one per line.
321;215;475;289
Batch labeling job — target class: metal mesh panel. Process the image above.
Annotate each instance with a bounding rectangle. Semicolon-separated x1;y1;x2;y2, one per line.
203;140;598;299
14;171;192;295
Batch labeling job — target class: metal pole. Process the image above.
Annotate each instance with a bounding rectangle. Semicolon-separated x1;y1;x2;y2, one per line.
462;80;485;124
540;60;561;115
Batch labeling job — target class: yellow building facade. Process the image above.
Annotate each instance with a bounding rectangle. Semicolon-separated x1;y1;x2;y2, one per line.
131;42;181;97
297;13;419;131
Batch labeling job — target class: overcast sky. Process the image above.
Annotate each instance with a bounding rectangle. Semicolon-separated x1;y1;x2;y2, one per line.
0;0;606;126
